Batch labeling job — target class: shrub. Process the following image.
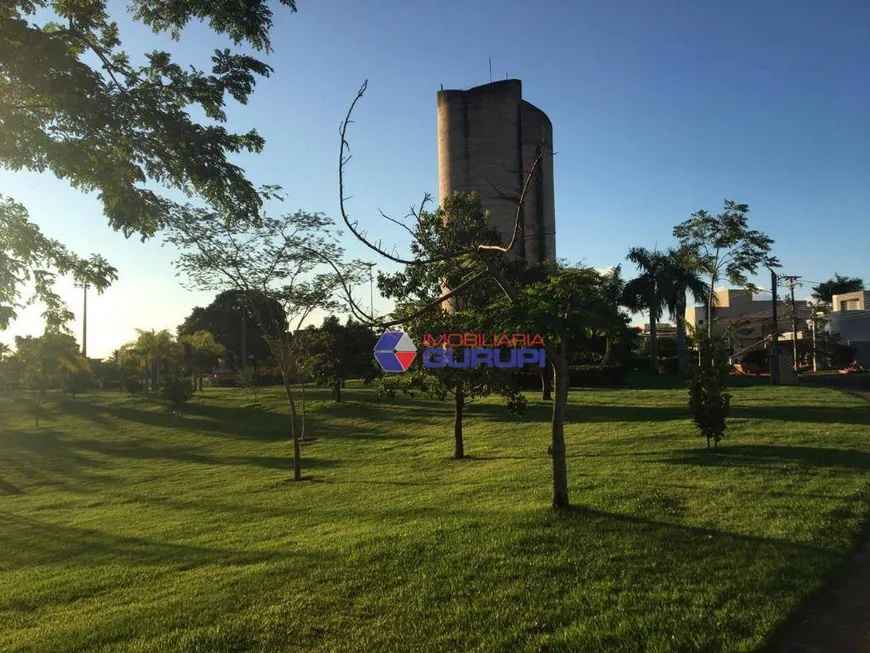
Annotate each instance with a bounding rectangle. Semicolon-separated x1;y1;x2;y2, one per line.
236;366;260;404
161;376;194;410
568;365;627;387
688;333;731;449
122;376;143;396
61;370;92;396
657;357;679;375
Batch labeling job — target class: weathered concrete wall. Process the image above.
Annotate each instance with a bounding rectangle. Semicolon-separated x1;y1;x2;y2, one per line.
520;100;555;262
437;79;555;262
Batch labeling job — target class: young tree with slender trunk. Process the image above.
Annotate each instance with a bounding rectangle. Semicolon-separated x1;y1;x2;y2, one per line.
167;208;353;481
329;82;579;506
673;201;779;339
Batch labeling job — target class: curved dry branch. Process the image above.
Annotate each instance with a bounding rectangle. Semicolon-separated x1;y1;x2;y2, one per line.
338;81;479;266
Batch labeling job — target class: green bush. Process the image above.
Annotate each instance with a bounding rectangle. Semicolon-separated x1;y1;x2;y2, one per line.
61;370;92;396
161;376;194;409
122;376;143;395
688;334;731;449
657;357;679;375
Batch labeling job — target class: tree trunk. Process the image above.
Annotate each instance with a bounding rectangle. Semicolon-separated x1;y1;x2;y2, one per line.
281;374;302;481
649;312;659;374
601;333;613;368
453;386;465;459
676;294;687;378
333;380;342;403
549;349;570;508
541;360;553;400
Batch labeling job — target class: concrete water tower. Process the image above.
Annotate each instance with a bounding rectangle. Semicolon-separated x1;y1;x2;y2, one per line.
436;79;556;262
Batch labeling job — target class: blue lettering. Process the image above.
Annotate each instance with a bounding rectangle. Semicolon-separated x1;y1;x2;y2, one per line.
446;348;470;368
423;348;447;368
494;349;518;368
470;349;493;367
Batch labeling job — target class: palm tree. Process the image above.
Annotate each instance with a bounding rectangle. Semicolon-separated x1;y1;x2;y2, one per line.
664;247;709;377
597;266;627;367
0;342;10;360
811;274;864;305
624;248;670;373
134;329;179;391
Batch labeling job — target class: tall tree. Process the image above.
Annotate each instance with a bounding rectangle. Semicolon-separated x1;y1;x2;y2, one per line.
673;200;779;337
664;247;709;377
623;247;670;373
1;0;295;318
167;208;352;481
811;274;865;305
178;290;285;368
295;316;378;403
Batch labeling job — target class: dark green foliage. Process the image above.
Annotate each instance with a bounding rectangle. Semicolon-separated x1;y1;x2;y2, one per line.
1;198;118;329
673;200;779;336
0;0;295;323
623;248;670;373
235;366;260;404
295;316;378;403
0;0;296;238
60;368;92;396
178;290;285;368
122;376;143;396
566;365;627;387
688;333;732;448
160;375;193;410
811;274;864;304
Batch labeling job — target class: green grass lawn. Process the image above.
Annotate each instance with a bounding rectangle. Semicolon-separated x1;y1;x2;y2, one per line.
1;381;869;652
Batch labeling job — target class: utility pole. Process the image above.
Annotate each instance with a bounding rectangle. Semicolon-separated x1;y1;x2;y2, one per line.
82;282;88;358
780;275;802;376
770;269;780;385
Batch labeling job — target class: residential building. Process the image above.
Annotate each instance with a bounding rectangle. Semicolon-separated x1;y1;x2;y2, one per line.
685;288;810;356
826;291;870;366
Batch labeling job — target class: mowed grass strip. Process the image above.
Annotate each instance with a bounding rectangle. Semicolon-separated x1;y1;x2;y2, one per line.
0;382;869;652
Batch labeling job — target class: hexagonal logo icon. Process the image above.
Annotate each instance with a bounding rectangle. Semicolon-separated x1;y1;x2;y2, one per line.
374;331;417;373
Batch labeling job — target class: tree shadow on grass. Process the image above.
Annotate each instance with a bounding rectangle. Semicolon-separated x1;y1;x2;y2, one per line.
66;437;341;472
0;511;332;572
499;504;845;649
657;445;870;471
0;429;113;491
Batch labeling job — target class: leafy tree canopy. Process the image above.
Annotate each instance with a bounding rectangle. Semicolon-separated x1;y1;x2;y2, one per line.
1;197;118;329
178;289;285;366
1;0;295;329
295;316;378;402
1;0;296;237
673;200;779;291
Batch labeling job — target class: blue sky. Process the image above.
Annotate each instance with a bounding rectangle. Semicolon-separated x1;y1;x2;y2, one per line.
2;0;868;357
